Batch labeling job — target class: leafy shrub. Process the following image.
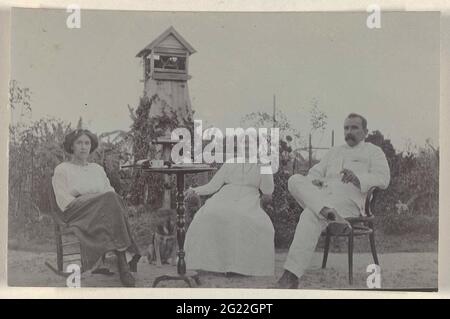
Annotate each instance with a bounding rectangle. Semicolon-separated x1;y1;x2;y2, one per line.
367;131;438;238
266;171;302;248
128;94;194;207
9;118;72;241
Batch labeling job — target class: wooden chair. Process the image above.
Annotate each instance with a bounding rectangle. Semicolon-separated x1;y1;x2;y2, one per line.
321;186;380;285
44;186;85;277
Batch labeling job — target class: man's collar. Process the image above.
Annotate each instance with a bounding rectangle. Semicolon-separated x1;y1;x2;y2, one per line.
344;140;366;149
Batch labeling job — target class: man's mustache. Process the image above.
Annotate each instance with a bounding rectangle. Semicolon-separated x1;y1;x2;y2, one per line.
345;134;356;141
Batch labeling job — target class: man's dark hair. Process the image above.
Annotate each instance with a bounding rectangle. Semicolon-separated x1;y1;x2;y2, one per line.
347;113;368;130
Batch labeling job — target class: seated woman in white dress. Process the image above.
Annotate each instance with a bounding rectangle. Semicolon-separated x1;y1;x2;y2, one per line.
52;129;140;287
184;156;275;276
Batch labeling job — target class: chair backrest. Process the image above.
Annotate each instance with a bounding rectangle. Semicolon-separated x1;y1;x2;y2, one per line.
364;187;379;217
47;181;66;227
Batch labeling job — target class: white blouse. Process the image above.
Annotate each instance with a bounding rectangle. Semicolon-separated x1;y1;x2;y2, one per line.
52;162;115;211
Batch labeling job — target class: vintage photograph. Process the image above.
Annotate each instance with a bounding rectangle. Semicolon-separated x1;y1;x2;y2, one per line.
7;8;439;289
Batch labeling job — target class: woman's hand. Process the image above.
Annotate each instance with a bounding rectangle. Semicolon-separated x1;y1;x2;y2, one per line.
184;187;198;198
260;194;273;210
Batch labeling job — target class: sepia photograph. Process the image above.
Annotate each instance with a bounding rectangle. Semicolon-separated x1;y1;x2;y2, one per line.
7;8;439;290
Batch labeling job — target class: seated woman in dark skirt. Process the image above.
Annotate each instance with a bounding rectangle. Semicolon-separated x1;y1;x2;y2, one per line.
52;129;140;287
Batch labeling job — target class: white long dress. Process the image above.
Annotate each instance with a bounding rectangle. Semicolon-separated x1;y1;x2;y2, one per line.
185;162;275;276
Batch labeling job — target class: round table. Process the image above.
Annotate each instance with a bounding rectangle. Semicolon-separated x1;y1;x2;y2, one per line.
140;166;216;287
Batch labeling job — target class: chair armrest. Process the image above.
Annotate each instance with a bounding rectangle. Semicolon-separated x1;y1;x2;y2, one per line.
346;215;375;223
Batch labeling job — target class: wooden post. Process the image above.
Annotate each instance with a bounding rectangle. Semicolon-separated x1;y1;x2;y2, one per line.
176;173;186;275
161;143;173;209
142;57;147;83
144;183;149;204
273;94;276;128
332;130;335;147
149;53;154;79
30;141;34;215
308;133;312;169
185;51;189;76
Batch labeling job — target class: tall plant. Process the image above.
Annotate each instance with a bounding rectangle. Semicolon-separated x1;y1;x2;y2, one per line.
128;93;194;206
9;118;73;240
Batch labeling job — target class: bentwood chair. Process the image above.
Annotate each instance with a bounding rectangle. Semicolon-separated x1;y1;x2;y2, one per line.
321;186;380;285
44;185;85;277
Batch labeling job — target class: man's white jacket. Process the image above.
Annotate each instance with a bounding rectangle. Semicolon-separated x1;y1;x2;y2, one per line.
307;141;390;215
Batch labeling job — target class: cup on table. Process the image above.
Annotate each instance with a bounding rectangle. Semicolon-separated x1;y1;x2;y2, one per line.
150;159;164;168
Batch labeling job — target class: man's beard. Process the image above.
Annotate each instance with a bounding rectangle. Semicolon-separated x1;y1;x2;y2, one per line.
345;135;356;143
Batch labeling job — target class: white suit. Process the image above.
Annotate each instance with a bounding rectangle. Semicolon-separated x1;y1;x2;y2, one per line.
284;141;390;278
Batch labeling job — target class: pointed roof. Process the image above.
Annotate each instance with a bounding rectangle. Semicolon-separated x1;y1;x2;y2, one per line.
136;26;196;57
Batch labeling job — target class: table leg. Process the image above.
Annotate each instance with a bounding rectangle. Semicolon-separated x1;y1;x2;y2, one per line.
176;173;186;275
152;172;200;287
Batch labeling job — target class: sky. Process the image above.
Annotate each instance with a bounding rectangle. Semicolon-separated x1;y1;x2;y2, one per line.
11;9;440;153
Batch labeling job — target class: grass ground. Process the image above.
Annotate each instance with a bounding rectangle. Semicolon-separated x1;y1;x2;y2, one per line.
7;249;437;290
7;210;438;290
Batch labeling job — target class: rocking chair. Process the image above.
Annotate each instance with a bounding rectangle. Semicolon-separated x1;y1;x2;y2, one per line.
44;185;85;277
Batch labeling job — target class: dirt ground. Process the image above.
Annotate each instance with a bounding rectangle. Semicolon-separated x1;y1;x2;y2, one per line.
7;249;437;290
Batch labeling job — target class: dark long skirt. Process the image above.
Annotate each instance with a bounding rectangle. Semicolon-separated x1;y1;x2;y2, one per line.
62;191;140;271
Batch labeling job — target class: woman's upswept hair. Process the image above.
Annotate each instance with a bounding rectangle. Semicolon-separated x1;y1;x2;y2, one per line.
63;129;99;154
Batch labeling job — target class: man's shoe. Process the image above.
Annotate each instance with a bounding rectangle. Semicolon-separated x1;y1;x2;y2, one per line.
116;250;136;287
327;220;352;236
128;254;141;273
274;270;299;289
91;267;115;276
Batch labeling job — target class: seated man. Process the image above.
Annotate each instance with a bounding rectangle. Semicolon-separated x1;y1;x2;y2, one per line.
276;113;390;288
